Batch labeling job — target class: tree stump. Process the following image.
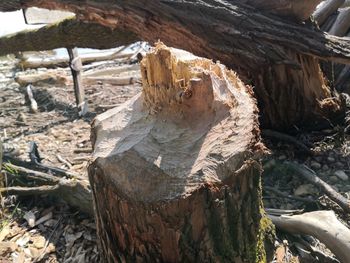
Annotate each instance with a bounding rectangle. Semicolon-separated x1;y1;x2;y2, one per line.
89;43;272;262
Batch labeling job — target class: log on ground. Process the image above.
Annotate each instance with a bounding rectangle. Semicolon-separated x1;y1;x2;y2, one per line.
1;0;349;131
88;43;273;262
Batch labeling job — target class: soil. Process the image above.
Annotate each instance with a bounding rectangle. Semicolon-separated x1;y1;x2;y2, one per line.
0;53;140;262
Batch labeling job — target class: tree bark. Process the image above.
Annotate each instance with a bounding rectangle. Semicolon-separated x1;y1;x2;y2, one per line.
88;43;273;262
0;0;349;130
0;18;138;57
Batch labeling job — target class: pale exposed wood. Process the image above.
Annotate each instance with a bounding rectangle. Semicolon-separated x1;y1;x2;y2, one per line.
269;211;350;263
15;71;69;86
83;64;140;77
15;71;141;87
314;0;345;25
19;50;135;69
89;43;269;262
84;76;140;86
329;7;350;35
26;84;38;113
92;43;260;201
68;47;87;116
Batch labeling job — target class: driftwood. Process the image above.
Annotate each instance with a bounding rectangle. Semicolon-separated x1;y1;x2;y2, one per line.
269;211;350;263
88;43;271;262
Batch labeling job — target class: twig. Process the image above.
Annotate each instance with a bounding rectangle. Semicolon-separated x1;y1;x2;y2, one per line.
264;186;317;203
296;237;340;263
3;154;82;179
0;184;60;195
3;163;59;184
34;216;62;262
56;154;72;169
26;84;38;113
265;208;304;216
262;129;313;155
73;148;92;154
1;159;93;215
283;161;350;213
73;156;91;162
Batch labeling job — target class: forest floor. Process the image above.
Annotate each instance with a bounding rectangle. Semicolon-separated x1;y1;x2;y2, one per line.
0;53;141;262
0;51;349;262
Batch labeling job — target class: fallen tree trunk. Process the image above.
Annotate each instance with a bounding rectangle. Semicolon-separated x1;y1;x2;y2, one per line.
270;211;350;263
1;0;349;131
0;17;138;57
89;43;273;262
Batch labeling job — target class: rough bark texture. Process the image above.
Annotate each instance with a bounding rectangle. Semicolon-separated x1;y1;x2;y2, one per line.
256;49;344;130
0;0;348;130
242;0;322;21
89;43;273;262
0;18;138;57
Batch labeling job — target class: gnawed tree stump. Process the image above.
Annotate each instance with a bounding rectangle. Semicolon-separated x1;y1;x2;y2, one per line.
89;43;273;262
2;0;350;130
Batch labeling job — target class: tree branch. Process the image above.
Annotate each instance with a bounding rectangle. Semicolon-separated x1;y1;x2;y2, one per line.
0;17;138;57
0;0;349;71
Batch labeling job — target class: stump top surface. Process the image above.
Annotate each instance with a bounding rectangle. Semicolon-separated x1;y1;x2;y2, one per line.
91;43;261;202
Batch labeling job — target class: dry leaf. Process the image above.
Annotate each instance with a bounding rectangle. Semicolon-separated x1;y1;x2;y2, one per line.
0;225;10;242
275;245;286;263
0;242;18;255
32;236;46;249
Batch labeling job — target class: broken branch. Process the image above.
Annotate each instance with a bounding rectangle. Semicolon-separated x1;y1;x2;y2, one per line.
284;161;350;213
